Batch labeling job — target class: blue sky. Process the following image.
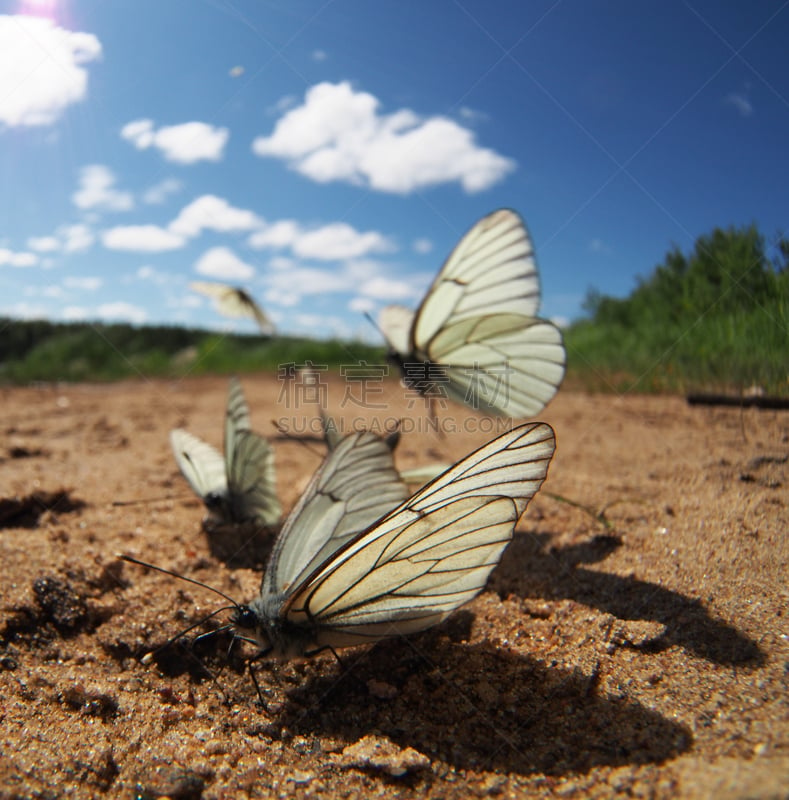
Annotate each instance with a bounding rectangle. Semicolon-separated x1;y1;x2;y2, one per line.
1;0;787;340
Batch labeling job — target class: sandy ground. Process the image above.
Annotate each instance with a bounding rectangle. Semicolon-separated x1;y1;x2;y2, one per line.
1;374;787;799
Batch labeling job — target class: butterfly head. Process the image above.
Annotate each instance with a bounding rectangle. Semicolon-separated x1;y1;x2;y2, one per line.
231;595;317;660
204;491;228;515
384;347;406;372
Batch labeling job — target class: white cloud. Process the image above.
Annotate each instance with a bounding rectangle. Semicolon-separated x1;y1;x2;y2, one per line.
24;284;63;298
293;223;394;260
357;276;418;300
264;288;300;307
261;252;424;310
724;91;753;117
169;293;203;310
103;225;186;252
169;194;262;237
27;223;94;254
0;15;101;127
413;237;433;254
121;118;154;147
60;224;95;252
268;255;299;271
265;266;350;297
143;178;182;204
248;220;301;250
458;106;489;124
96;301;148;324
248;219;394;260
269;94;298;116
28;235;59;253
62;306;88;321
194;246;256;281
252;81;515;194
135;265;170;284
349;296;376;314
3;301;48;318
312;49;327;62
0;248;38;267
122;118;229;163
63;276;102;291
73;165;133;212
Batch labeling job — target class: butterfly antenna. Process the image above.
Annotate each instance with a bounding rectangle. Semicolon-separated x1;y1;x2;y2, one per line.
363;311;392;348
269;418;326;456
139;605;237;665
118;554;241;609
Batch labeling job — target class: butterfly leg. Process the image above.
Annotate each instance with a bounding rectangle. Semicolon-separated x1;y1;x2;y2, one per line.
428;395;444;439
246;660;270;711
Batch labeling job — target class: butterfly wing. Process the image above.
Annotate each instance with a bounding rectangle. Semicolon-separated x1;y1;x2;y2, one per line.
383;209;565;417
190;281;275;335
224;376;251;471
170;428;228;505
398;462;450;486
319;409;343;451
262;429;410;598
282;422;555;648
413;209;541;345
378;304;415;358
429;314;566;417
226;429;281;526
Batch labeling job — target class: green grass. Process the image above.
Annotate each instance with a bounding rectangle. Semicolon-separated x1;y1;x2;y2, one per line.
0;318;385;384
563;224;789;396
564;297;789;395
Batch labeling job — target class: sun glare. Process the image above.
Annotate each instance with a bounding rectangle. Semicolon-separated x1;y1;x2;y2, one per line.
18;0;60;19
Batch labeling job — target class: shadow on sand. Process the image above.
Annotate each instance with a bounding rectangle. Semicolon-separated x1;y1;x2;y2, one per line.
265;634;692;776
492;531;764;666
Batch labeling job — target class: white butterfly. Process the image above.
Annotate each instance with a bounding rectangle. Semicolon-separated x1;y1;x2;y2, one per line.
170;377;281;527
190;281;275;335
231;421;555;659
320;410;448;488
379;209;566;418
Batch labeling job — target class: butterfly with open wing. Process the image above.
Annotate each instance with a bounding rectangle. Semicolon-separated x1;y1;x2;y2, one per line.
379;209;566;420
190;281;276;336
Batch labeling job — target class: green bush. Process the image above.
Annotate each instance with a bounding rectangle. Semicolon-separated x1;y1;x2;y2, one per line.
565;224;789;394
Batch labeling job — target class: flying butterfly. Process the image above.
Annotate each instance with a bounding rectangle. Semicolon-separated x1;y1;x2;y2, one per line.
228;421;556;659
170;377;281;528
190;281;275;335
378;209;566;419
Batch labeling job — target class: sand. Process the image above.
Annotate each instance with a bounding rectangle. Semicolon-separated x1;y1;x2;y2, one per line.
1;375;787;798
